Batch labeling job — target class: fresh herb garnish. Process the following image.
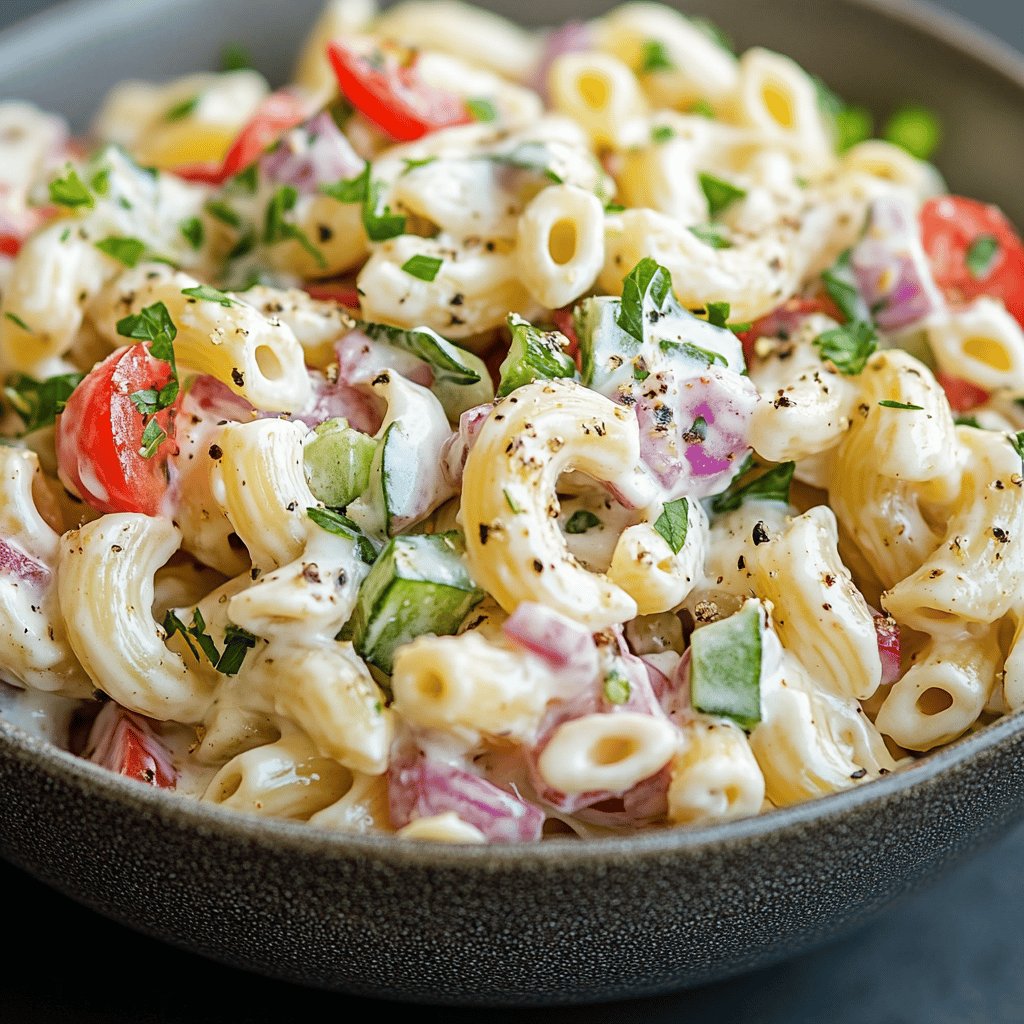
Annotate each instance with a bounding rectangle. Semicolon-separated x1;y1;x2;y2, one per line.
698;172;746;217
48;166;94;209
306;507;378;563
205;199;242;227
401;254;443;282
691;98;716;119
4;312;31;332
966;234;1000;280
466;97;497;122
883;104;942;160
401;156;437;174
813;320;877;375
504;489;523;514
651;124;675;144
117;301;178;375
1010;431;1024;464
711;456;795;513
878;400;923;410
165;95;199;122
264;185;327;267
182;283;236;307
954;415;982;429
640;38;674;73
688;223;732;249
94;236;147;267
180;216;204;250
361;178;407;241
216;625;257;675
220;42;254;72
653;497;689;553
603;670;632;705
605;202;626;213
90;166;110;196
565;509;601;534
659;338;728;367
321;163;370;203
162;608;257;674
3;372;83;432
139;418;168;458
617;256;673;343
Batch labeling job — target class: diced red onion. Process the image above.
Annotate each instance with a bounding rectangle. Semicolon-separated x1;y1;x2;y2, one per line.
335;330;434;389
291;369;382;434
85;701;178;788
0;538;49;587
259;111;364;194
852;196;944;332
502;601;598;693
388;748;544;843
529;21;593;98
874;612;901;685
186;374;256;422
440;402;492;487
632;367;756;500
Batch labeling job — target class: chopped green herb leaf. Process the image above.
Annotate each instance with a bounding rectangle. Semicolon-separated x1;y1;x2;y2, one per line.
162;609;200;659
653;497;689;553
401;156;437;173
1010;432;1024;463
688;223;732;249
604;202;626;213
321;163;370;204
954;415;982;429
4;312;31;332
95;236;147;268
216;624;257;675
466;97;497;123
835;105;873;152
705;301;731;329
699;172;746;217
883;104;942;160
821;250;863;322
711;457;795;513
691;98;716;119
878;400;923;410
504;489;523;514
361;177;406;242
488;142;564;183
139;417;168;458
617;256;673;343
180;216;204;250
686;415;708;441
187;608;220;665
306;507;378;563
230;163;259;194
603;670;632;705
165;95;199;122
565;509;601;534
966;234;1000;280
659;338;727;367
813;320;878;375
400;254;443;282
220;42;254;72
48;166;94;209
182;283;236;307
117;301;178;376
651;124;675;144
205;199;242;227
3;371;83;432
264;185;327;268
640;38;674;73
90;166;110;196
497;313;576;397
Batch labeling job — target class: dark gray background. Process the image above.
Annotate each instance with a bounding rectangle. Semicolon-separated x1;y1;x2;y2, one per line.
2;1;1024;1021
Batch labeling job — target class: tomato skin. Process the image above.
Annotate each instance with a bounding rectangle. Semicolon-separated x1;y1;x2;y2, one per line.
920;195;1024;328
327;41;472;141
87;702;177;788
935;371;989;414
170;91;307;185
56;345;179;516
737;297;842;364
0;234;20;257
303;282;361;310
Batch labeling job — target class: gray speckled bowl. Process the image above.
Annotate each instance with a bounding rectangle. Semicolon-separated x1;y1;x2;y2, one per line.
2;0;1024;1006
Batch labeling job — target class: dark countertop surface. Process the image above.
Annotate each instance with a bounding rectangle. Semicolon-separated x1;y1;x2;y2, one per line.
3;1;1024;1021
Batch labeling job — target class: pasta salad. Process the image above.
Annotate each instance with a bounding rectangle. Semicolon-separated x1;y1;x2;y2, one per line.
2;0;1024;843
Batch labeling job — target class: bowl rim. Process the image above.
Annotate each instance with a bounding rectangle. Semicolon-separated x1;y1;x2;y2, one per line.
1;0;1024;868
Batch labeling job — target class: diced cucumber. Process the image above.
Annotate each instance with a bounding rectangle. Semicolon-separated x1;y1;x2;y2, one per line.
304;418;377;507
351;531;484;678
690;599;764;730
497;314;576;397
573;295;639;395
358;320;493;419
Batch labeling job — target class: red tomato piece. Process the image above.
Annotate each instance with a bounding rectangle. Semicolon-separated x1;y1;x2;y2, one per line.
171;160;227;185
935;371;989;414
55;344;180;516
303;282;362;310
327;41;472;142
737;297;842;364
920;195;1024;328
87;702;178;788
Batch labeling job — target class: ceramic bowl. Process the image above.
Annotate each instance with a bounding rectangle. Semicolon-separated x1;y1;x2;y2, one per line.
2;0;1024;1006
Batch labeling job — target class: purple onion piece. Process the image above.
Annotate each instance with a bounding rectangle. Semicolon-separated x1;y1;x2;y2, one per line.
0;537;48;587
259;111;364;194
502;601;599;690
529;21;593;99
290;369;382;434
388;750;545;843
440;403;493;487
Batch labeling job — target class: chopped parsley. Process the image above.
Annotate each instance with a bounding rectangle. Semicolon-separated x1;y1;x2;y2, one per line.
954;415;982;429
182;283;236;307
180;216;204;250
653;497;689;553
466;98;497;123
651;124;675;144
698;172;746;217
306;507;378;564
659;338;727;367
4;311;31;332
617;256;673;343
835;106;873;153
603;670;632;705
504;489;523;514
564;509;601;534
883;104;942;161
162;608;258;675
711;456;796;514
401;254;443;282
321;163;406;241
165;95;199;122
1010;431;1024;463
966;234;1000;280
205;199;243;227
220;42;254;72
402;156;437;174
264;185;327;268
321;163;370;204
640;38;674;73
690;98;716;119
3;371;83;432
217;625;258;675
94;236;147;268
813;320;877;375
688;223;732;249
139;418;168;458
48;166;94;209
878;400;924;410
605;202;626;213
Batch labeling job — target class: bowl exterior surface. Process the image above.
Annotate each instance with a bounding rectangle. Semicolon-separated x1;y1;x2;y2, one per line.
2;0;1024;1005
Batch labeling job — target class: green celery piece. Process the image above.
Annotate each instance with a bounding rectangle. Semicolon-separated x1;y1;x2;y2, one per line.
573;295;640;395
497;314;576;397
358;321;493;419
304;418;377;507
690;600;763;730
351;531;484;678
